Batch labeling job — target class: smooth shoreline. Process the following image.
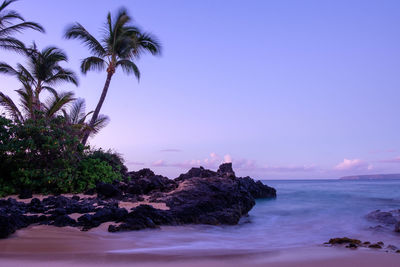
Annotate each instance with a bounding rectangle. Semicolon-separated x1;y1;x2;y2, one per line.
1;246;399;267
0;225;399;267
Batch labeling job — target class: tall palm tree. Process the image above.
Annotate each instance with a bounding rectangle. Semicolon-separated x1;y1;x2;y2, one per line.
0;0;44;51
0;44;78;121
64;8;161;145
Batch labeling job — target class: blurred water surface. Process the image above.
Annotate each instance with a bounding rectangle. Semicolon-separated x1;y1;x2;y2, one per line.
108;179;400;254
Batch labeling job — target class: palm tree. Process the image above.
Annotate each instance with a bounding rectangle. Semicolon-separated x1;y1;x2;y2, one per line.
0;0;44;51
0;44;78;121
0;86;75;123
64;8;161;145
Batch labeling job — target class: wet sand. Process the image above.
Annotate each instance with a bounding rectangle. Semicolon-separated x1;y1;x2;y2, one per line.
0;225;399;267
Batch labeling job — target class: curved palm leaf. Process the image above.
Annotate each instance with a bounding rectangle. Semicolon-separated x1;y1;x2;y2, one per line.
133;32;161;57
0;36;24;51
0;91;22;121
0;21;44;37
80;56;106;74
15;83;34;119
64;23;106;57
68;98;86;124
0;0;44;52
0;62;18;75
45;68;79;86
44;91;75;118
116;59;140;79
89;114;109;136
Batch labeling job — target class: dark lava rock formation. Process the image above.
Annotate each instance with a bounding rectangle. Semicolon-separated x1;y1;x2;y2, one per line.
366;209;400;233
326;237;400;253
0;163;276;238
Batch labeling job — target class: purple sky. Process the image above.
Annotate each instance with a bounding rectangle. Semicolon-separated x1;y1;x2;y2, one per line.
1;0;400;179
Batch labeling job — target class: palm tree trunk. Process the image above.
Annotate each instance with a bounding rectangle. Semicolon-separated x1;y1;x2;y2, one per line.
81;71;113;145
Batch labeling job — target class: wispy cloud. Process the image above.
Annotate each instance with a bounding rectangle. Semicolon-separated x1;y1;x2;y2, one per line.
236;161;317;173
369;149;396;154
159;149;182;153
334;158;372;171
126;161;145;166
376;156;400;163
151;152;226;169
150;152;317;174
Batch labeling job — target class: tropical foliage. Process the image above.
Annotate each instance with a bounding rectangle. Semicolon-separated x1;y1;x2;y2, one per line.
86;148;128;176
62;98;109;141
65;8;161;144
0;114;121;196
0;2;160;196
0;44;78;121
0;0;43;51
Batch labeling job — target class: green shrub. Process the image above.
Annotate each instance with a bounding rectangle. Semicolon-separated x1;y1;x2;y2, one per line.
74;158;121;192
86;149;128;177
0;114;123;196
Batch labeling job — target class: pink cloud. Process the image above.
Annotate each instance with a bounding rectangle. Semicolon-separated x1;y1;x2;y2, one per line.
334;158;372;171
151;159;167;167
150;152;228;169
377;156;400;163
150;153;317;174
223;154;232;163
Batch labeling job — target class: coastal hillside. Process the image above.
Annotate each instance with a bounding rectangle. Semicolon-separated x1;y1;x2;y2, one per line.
340;174;400;180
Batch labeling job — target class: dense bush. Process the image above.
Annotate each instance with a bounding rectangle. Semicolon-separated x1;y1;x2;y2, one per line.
0;114;123;196
86;149;128;177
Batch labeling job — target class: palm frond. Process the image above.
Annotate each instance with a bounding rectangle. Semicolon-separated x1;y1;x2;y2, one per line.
64;23;106;57
0;61;18;76
113;8;130;31
0;21;44;37
44;91;75;118
68;98;86;124
42;86;57;96
15;85;34;118
16;63;35;82
135;32;162;56
0;10;23;26
116;59;140;79
45;68;79;86
80;56;106;74
0;91;22;121
78;110;93;125
89;114;109;136
0;37;25;52
41;46;68;63
0;0;17;12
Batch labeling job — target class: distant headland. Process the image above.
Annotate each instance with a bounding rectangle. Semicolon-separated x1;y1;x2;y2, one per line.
340;174;400;180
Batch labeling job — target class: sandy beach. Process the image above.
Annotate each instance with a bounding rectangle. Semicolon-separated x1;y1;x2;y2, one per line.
0;225;399;267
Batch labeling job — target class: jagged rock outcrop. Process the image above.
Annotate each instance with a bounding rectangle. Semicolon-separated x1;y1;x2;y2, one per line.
124;169;178;195
366;209;400;233
0;163;276;238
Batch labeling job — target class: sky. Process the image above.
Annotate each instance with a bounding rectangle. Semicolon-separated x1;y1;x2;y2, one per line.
1;0;400;179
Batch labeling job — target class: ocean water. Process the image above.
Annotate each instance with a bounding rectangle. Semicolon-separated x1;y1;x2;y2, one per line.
109;179;400;254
